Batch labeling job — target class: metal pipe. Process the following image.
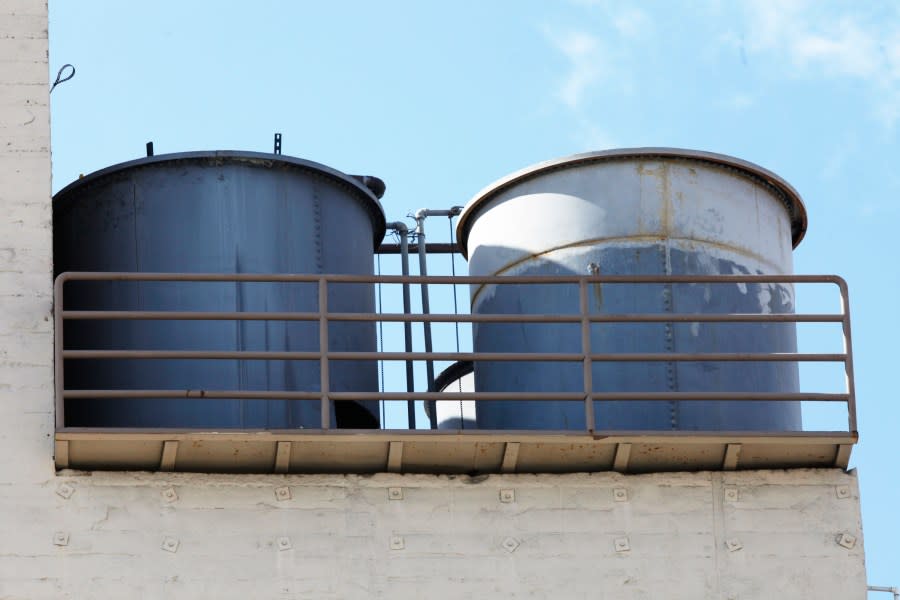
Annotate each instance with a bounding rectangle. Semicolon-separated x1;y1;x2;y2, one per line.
413;206;463;429
387;221;416;429
417;208;463;218
414;212;436;429
868;586;900;600
378;242;459;255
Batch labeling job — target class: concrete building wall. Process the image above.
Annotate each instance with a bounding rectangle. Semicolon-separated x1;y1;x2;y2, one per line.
0;0;56;490
0;3;868;599
0;468;870;600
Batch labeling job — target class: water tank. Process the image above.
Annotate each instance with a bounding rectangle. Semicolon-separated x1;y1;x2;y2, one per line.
457;148;806;431
54;151;386;429
428;361;476;430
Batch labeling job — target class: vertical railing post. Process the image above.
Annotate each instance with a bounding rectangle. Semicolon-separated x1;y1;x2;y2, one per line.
837;279;857;433
53;274;66;430
579;279;595;433
319;277;331;430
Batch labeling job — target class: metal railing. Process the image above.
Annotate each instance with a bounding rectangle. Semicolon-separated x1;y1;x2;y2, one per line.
53;272;857;435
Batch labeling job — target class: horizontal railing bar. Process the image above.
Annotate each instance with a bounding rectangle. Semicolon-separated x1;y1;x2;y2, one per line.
336;392;849;402
55;427;857;439
61;350;583;362
589;352;846;362
345;392;588;401
62;390;585;401
62;310;321;321
332;351;846;363
320;313;844;324
60;310;846;324
62;350;847;363
321;313;576;323
588;313;844;323
63;350;323;360
332;352;581;361
62;390;849;402
64;390;323;400
56;271;848;286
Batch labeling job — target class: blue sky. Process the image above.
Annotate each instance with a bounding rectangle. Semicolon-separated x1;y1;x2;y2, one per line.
49;0;898;589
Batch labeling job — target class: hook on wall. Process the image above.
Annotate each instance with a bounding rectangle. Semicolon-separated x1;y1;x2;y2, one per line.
50;64;75;94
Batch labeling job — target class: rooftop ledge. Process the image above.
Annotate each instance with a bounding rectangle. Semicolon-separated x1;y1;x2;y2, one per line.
55;430;857;474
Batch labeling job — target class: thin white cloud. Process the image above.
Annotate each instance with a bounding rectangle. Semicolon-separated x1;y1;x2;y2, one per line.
566;0;651;38
543;2;657;148
576;118;617;150
544;29;605;109
542;26;619;149
728;92;755;110
791;21;881;79
739;0;811;51
821;132;859;180
730;0;900;128
612;7;651;39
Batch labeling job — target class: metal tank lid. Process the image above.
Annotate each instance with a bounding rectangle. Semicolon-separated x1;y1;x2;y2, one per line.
456;148;808;259
54;150;388;249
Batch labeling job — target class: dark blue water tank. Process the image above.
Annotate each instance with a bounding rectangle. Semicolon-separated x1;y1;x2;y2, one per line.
54;151;386;429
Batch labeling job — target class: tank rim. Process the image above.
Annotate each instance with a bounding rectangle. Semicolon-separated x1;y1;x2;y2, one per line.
456;147;808;259
53;150;388;249
431;360;474;393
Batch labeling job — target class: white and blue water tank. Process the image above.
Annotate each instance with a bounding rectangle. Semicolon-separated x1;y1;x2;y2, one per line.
456;148;807;432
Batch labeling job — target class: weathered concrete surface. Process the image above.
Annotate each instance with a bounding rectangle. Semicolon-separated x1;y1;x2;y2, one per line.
0;0;55;492
0;3;868;600
0;470;868;599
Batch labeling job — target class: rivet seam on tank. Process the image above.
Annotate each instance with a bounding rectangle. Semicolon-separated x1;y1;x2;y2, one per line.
835;485;851;499
659;244;679;429
613;488;628;502
499;489;515;503
587;262;602;308
161;487;178;503
274;486;292;501
313;185;323;275
388;487;404;500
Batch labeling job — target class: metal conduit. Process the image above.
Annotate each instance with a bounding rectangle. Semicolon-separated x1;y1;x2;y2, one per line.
413;206;463;429
386;222;417;428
